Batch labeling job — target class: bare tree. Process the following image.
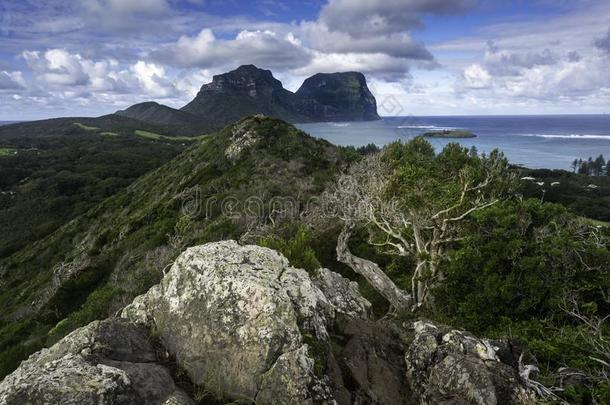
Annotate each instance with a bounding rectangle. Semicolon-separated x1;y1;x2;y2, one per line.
318;139;516;310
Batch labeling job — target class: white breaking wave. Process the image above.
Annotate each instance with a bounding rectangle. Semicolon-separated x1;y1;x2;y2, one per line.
396;125;457;130
520;133;610;140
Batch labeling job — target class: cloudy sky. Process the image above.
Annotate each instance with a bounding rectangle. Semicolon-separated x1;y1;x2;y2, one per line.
1;0;609;120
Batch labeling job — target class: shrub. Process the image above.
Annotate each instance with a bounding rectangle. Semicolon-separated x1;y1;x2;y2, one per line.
259;226;321;274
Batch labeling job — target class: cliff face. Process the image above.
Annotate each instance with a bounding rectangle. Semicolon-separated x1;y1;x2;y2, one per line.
180;65;380;124
181;65;307;125
294;72;380;122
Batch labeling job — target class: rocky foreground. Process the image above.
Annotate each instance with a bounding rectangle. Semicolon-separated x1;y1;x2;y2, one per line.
0;241;536;404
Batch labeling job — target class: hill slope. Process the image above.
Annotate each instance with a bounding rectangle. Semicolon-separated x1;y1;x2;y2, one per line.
0;115;354;377
0;115;211;259
115;101;206;126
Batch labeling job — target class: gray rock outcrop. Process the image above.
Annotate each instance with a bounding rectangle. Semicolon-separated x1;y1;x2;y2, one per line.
0;241;537;405
0;318;192;405
121;240;371;403
405;320;535;404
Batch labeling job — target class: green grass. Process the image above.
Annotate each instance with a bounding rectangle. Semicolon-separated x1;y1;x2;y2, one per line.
73;122;100;131
0;148;16;156
100;132;119;136
584;217;610;227
134;129;208;142
422;130;476;138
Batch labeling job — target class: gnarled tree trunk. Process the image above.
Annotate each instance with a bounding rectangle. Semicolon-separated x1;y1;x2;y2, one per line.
336;225;412;311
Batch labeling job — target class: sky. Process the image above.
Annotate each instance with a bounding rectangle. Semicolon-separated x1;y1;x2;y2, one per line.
0;0;609;120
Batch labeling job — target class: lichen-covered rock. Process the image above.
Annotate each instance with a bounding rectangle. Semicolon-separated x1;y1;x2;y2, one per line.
121;241;370;403
0;318;192;405
312;268;371;319
224;116;263;162
405;321;534;405
1;240;539;405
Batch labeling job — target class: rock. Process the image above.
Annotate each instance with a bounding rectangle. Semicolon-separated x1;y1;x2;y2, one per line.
0;318;192;405
181;65;306;125
331;319;413;405
312;268;371;319
1;241;538;405
294;72;380;122
224;116;262;162
180;65;380;124
404;320;534;405
121;240;371;403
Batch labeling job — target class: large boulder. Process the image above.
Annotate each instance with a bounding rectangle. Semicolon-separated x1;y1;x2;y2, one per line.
121;241;371;403
405;321;535;404
0;318;192;405
0;241;538;405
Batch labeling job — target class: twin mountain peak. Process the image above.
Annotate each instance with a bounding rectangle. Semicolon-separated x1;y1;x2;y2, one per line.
116;64;380;126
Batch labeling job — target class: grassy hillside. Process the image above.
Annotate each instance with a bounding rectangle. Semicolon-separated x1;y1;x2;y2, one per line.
0;115;355;377
0;115;217;258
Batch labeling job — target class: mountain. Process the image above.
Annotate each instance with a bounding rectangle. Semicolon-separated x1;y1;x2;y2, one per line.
0;115;355;377
295;72;380;121
181;65;308;125
115;101;206;126
180;65;379;125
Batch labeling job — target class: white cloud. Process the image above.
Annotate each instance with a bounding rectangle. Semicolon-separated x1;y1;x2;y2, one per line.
456;44;610;104
23;49;89;86
462;64;491;89
300;21;432;60
0;71;26;90
155;28;312;70
482;42;558;76
294;51;413;81
130;61;175;97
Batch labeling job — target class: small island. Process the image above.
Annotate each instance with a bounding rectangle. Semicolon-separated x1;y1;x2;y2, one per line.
421;130;476;138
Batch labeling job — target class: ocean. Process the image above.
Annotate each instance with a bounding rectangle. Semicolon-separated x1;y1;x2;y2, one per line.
296;115;610;170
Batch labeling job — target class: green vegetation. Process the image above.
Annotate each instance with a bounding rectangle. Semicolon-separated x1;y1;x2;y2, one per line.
0;115;352;378
421;129;476;138
0;116;608;402
73;122;100;131
46;284;123;344
0;148;16;156
0;124;186;258
134;129;208;142
314;137;609;402
520;167;610;221
572;154;608;176
433;199;610;402
586;217;610;227
259;225;321;274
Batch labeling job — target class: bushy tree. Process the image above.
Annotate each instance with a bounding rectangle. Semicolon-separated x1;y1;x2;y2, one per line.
435;199;609;330
319;137;516;309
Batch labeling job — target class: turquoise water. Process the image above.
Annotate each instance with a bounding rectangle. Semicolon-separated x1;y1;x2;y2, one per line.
296;115;610;170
